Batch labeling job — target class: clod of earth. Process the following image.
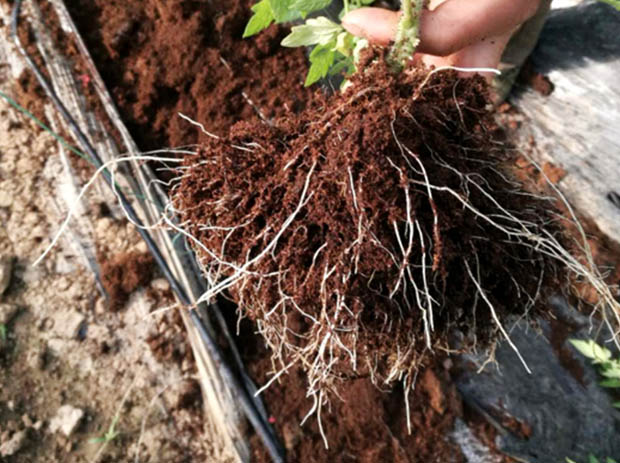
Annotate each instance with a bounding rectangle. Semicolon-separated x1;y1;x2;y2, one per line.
100;252;155;311
174;56;581;418
49;404;84;437
0;430;27;457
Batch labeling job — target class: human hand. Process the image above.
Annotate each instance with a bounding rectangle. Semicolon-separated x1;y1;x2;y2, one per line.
342;0;544;79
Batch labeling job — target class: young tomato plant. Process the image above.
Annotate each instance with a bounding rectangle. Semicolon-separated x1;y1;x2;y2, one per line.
243;0;422;86
570;338;620;407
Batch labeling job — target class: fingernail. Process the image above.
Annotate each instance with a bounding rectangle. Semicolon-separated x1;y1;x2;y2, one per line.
342;20;365;39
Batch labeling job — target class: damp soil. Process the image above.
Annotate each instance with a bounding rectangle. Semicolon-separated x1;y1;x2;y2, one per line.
247;346;465;462
63;0;315;151
99;251;155;311
177;57;560;400
516;58;555;96
5;0;573;461
61;1;551;461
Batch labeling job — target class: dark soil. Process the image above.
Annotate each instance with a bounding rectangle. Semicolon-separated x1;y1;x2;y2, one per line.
248;354;465;462
100;251;154;311
177;57;560;400
16;0;569;460
64;0;315;151
516;58;554;96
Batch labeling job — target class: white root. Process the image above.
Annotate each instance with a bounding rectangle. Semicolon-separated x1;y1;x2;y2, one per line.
35;154;183;266
178;112;220;140
464;259;532;374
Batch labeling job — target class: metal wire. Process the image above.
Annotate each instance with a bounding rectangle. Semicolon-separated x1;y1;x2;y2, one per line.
10;1;285;461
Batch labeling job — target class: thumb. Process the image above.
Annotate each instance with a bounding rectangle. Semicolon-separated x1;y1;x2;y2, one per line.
341;7;400;46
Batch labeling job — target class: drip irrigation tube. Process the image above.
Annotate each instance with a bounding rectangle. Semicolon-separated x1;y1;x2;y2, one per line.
10;1;285;461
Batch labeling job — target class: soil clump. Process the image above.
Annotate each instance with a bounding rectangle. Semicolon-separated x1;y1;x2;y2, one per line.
176;58;561;401
100;251;155;311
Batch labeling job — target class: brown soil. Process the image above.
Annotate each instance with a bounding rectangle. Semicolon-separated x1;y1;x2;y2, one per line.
248;350;465;462
100;251;154;311
517;58;554;96
177;57;560;402
64;0;315;151
7;0;577;461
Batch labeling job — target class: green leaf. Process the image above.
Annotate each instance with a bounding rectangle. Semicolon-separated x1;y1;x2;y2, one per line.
614;401;620;408
589;456;601;463
570;339;612;363
281;17;342;47
334;31;354;56
304;42;336;86
243;0;275;37
601;366;620;379
598;0;620;10
328;55;353;76
600;378;620;387
0;324;6;342
607;458;619;463
269;0;304;22
290;0;332;14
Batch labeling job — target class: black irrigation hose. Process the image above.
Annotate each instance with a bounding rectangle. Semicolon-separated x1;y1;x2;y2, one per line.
10;2;285;461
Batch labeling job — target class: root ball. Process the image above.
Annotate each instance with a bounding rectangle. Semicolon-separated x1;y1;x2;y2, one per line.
175;61;561;396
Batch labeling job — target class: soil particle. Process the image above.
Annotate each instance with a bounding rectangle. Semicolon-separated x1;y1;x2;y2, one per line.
0;302;18;325
0;429;27;457
50;309;86;340
517;58;554;96
541;161;566;185
150;277;171;292
49;404;84;437
420;369;448;414
146;308;193;367
175;379;203;410
100;251;155;311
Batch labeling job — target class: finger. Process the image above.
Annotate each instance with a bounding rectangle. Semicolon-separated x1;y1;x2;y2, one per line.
342;0;542;57
419;30;513;80
420;0;541;56
342;7;400;46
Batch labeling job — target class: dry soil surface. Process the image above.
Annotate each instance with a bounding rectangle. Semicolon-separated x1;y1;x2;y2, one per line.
0;81;210;462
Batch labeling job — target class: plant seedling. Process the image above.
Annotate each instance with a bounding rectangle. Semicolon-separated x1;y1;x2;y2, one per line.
89;415;120;444
172;0;620;445
244;0;422;86
570;338;620;407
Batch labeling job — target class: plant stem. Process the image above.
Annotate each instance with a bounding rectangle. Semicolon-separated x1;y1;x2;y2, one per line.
388;0;424;71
